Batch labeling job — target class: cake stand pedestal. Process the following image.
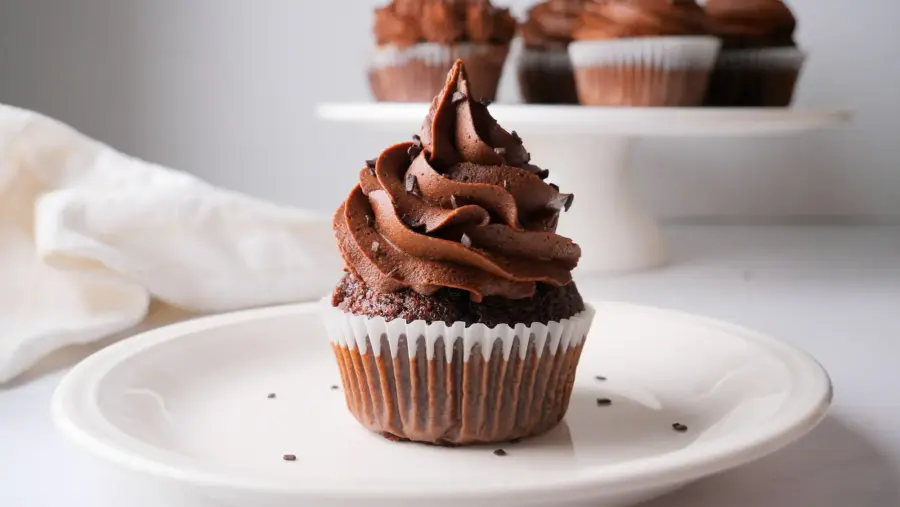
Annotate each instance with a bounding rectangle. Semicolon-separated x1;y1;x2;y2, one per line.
316;104;851;273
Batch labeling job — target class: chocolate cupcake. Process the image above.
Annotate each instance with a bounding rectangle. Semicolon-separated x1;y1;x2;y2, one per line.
568;0;721;106
704;0;805;107
517;0;587;104
326;61;594;446
369;0;516;102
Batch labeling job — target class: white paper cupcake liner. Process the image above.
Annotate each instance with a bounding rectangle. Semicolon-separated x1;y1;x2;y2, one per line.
368;43;509;102
715;46;807;70
516;47;580;104
322;300;595;445
568;36;721;70
323;301;595;362
371;43;508;69
518;47;574;71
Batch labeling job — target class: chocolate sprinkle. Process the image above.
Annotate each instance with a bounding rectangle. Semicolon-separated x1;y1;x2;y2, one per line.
673;423;688;432
594;375;607;381
461;233;473;248
493;449;507;457
365;159;377;169
371;241;380;254
407;144;422;160
283;454;297;461
412;134;421;145
405;173;419;194
596;398;612;406
537;169;550;180
550;183;560;191
564;194;575;212
267;393;276;399
452;91;466;103
548;193;573;212
450;194;459;209
331;385;340;390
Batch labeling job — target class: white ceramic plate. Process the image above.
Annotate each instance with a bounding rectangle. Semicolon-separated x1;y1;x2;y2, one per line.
53;301;832;507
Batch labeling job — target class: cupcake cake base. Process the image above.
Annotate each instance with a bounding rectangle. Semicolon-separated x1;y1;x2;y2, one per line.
325;285;594;446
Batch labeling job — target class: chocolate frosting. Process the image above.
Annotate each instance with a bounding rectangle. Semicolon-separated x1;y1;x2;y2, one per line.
520;0;588;50
334;61;581;302
705;0;797;48
374;0;517;47
573;0;710;40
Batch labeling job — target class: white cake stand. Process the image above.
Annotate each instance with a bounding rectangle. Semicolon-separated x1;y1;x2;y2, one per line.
317;103;851;273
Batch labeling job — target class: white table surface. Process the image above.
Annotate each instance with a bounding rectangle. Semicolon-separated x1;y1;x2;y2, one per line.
2;225;899;507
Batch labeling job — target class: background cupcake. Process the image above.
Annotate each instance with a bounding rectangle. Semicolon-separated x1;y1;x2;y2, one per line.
568;0;721;106
517;0;587;104
704;0;805;107
327;61;594;446
369;0;517;102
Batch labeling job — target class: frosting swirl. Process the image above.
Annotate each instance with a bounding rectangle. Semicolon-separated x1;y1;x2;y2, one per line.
573;0;710;40
520;0;588;50
374;0;517;48
334;61;581;302
705;0;797;48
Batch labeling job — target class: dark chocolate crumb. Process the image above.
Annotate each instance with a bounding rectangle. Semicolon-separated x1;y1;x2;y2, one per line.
673;423;688;432
450;194;459;209
511;130;521;142
405;173;419;194
461;233;472;248
564;194;575;212
371;241;380;254
331;385;340;390
596;398;612;406
494;147;506;156
267;393;276;399
549;183;560;191
537;169;550;180
594;375;607;381
480;98;493;107
412;134;422;146
365;159;377;169
283;454;297;461
452;91;466;103
407;144;422;160
493;449;507;456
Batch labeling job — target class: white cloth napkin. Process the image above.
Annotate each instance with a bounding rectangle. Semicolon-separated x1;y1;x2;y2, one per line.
0;104;341;384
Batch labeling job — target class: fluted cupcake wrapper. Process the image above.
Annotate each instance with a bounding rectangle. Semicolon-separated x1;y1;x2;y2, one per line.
517;47;579;104
322;301;595;446
704;47;806;107
368;43;509;103
568;36;721;106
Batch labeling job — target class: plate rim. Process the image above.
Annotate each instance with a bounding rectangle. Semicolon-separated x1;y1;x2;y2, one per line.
52;300;833;504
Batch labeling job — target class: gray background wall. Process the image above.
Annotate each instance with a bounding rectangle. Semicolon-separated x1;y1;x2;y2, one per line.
1;0;897;222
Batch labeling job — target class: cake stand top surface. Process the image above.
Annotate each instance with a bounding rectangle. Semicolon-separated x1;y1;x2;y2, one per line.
316;102;852;137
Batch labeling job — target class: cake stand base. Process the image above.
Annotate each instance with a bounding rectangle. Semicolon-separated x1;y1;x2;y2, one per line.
527;135;668;273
